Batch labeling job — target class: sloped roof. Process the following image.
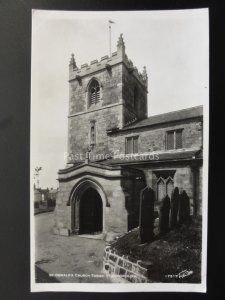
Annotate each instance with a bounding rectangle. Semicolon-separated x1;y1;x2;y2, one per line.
116;105;203;132
100;149;202;166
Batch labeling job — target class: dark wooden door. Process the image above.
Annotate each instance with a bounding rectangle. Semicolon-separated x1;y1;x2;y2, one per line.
79;188;102;234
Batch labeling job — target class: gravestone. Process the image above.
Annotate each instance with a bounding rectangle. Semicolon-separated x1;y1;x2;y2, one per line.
170;187;179;228
159;195;171;234
179;190;190;224
139;187;155;243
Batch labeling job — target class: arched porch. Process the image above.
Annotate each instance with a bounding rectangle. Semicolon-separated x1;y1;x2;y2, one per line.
69;178;108;235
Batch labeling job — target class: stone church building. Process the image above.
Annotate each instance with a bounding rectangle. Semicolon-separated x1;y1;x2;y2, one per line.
53;34;203;239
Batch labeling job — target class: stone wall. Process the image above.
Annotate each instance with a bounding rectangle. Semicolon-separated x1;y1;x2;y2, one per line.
144;163;195;214
120;174;146;231
68;104;123;161
69;63;123;115
54;175;127;236
173;166;193;211
197;165;203;215
67;39;148;164
142;163;203;216
103;245;152;283
108;119;203;155
122;64;148;123
54;165;145;237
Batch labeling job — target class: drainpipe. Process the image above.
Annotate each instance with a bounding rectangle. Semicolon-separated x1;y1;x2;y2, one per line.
191;163;199;216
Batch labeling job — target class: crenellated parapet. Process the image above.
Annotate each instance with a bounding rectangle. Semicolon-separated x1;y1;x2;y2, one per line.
69;34;148;89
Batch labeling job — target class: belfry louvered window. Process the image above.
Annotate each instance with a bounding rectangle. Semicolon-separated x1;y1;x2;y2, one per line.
89;80;100;106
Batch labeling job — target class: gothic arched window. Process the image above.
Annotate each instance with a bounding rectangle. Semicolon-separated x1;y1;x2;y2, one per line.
88;79;100;106
157;177;166;202
166;177;174;198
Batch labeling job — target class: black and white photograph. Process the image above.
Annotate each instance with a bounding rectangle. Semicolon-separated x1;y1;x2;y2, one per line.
31;9;208;292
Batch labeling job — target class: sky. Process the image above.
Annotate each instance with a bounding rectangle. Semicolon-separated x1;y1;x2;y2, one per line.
31;9;208;189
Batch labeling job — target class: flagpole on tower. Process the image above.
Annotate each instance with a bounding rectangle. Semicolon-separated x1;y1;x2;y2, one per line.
108;20;115;57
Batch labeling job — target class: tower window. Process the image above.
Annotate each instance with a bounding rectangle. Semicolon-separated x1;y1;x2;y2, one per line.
89;80;100;106
166;129;183;150
125;136;139;154
90;120;96;146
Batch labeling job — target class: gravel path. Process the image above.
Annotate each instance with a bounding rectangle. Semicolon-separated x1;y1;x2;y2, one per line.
34;212;111;283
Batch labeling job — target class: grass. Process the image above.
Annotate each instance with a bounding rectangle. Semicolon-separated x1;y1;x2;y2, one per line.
110;217;202;283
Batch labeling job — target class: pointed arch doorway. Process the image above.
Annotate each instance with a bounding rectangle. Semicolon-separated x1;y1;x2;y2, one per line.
70;178;108;235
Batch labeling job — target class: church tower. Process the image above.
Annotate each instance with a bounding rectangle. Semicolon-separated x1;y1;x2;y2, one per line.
67;34;148;163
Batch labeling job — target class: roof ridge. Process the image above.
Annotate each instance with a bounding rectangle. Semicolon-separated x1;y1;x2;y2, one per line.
111;105;204;132
147;105;203;120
